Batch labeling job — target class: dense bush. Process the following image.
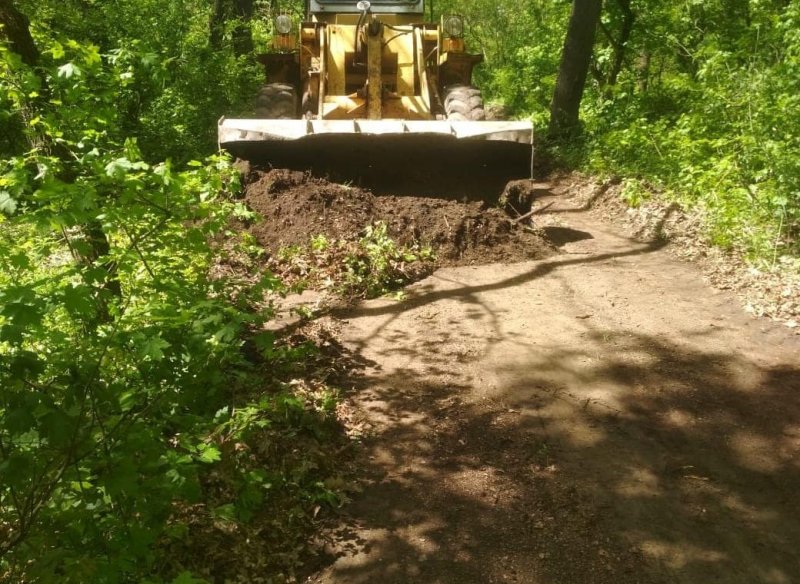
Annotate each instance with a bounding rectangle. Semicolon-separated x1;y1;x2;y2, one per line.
5;0;263;163
580;0;800;261
0;5;338;580
435;0;570;126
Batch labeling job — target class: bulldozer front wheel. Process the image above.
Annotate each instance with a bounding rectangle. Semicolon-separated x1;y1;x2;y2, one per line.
444;85;486;121
255;83;298;119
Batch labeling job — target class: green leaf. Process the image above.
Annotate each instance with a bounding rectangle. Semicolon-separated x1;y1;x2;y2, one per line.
103;458;139;496
196;443;221;464
57;62;82;79
0;324;25;344
154;162;172;185
3;453;34;487
0;191;17;215
8;351;45;377
104;157;149;178
64;284;95;316
1;298;45;328
104;157;134;177
40;410;74;444
63;284;96;318
210;503;237;523
4;405;36;435
83;265;110;285
119;390;137;413
8;252;30;270
213;323;238;344
139;335;170;361
127;523;157;556
48;42;65;59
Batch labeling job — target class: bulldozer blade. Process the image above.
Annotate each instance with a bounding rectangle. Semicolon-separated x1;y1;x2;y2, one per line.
218;118;534;198
219;119;533;145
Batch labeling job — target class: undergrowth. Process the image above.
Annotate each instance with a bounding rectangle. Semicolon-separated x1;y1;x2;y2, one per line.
563;2;800;268
0;34;348;582
270;222;436;300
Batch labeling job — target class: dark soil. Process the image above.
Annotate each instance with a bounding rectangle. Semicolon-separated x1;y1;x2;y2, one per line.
240;168;555;266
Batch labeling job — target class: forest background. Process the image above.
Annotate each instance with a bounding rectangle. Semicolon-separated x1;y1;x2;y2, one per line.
0;0;798;582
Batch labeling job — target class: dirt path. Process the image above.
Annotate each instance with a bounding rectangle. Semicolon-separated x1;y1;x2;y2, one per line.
305;189;800;584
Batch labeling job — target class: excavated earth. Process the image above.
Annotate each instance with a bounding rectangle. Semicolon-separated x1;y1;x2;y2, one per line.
235;167;800;584
239;167;554;267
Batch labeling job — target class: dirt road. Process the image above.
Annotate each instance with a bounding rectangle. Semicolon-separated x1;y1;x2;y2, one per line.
306;188;800;583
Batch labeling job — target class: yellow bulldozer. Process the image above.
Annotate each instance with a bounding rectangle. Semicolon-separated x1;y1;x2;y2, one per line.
218;0;533;189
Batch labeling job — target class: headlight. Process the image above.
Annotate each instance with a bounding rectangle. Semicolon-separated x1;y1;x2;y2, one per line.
275;14;293;35
442;15;464;39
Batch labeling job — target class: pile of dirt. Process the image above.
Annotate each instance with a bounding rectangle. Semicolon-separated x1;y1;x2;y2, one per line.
240;168;554;267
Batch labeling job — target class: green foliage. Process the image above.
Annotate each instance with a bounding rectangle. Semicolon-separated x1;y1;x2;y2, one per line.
0;148;248;580
271;223;436;300
0;24;341;583
578;0;800;260
440;0;799;263
5;0;263;163
343;222;435;298
619;178;650;209
3;0;798;578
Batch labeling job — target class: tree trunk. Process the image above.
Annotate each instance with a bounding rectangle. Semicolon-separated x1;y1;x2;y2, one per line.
0;0;40;66
210;0;225;49
209;0;254;55
0;0;40;151
636;50;651;93
606;0;635;88
548;0;603;138
231;0;254;56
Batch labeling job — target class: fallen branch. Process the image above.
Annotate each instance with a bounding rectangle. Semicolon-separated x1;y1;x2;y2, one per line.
510;201;555;225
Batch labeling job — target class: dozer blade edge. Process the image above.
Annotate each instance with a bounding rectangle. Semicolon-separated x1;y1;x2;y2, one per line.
218;118;533;145
218;118;534;197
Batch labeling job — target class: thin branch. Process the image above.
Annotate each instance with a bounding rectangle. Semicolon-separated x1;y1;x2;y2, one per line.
134;194;175;216
120;224;157;282
509;202;556;225
0;435;25;532
597;20;620;50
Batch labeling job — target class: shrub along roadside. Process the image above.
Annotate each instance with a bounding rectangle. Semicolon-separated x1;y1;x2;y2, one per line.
566;1;800;266
270;222;436;302
0;150;351;582
0;32;347;583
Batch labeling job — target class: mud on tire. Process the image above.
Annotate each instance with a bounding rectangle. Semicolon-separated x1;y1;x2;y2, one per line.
444;85;486;121
255;83;298;119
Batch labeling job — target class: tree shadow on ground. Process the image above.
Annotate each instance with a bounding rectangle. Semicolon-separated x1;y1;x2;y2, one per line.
307;236;800;584
540;226;593;246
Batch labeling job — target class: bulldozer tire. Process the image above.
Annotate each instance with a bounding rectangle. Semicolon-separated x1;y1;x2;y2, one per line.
444;85;486;121
255;83;298;119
